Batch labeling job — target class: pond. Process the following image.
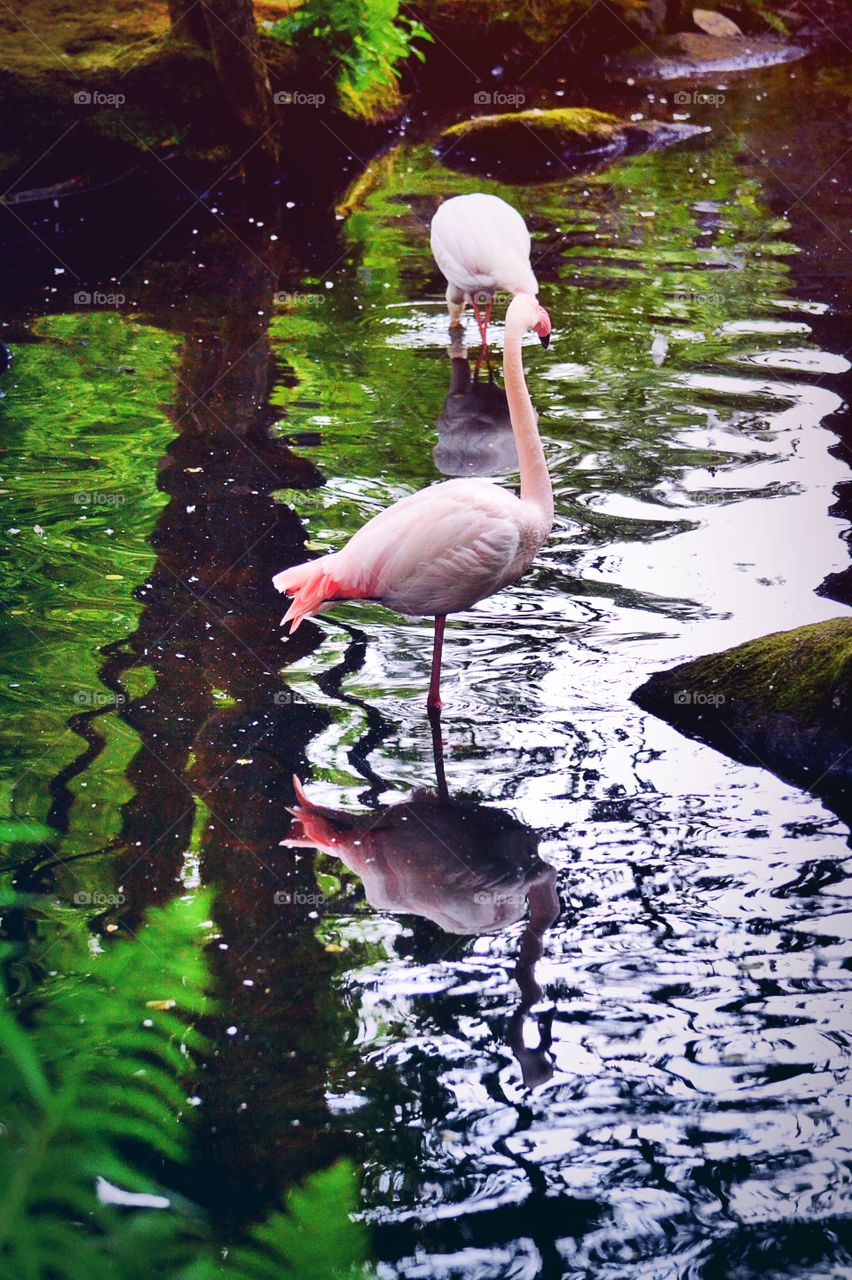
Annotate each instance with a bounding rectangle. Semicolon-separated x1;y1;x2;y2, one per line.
1;48;851;1279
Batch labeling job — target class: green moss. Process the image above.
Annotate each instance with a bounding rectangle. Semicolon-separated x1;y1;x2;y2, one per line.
646;619;852;720
443;107;621;149
633;619;852;814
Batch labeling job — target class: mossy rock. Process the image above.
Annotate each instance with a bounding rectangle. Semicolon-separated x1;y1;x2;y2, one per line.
632;618;852;817
607;31;807;80
436;107;708;182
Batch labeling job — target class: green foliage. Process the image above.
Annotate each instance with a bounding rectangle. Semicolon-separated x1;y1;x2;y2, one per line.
735;0;790;34
269;0;430;120
184;1162;369;1280
0;890;370;1280
0;891;213;1278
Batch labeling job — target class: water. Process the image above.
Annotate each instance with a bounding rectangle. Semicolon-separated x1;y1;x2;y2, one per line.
1;51;852;1279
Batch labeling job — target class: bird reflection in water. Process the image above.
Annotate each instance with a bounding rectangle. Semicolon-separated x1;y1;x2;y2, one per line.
282;737;559;1089
433;331;519;479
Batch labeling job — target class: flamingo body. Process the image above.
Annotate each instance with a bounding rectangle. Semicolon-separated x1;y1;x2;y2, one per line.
430;193;538;306
274;292;553;706
273;478;546;629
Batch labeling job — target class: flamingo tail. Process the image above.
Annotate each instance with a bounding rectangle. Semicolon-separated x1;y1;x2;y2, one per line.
272;556;341;631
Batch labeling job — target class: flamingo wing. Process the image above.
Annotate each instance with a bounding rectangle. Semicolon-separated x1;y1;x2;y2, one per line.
431;194;537;298
338;479;527;616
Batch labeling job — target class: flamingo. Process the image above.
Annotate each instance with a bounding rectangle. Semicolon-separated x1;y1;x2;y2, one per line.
430;193;539;356
272;292;553;711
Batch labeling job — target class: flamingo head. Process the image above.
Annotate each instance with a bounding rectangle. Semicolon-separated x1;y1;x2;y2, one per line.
534;305;552;349
508;293;552;347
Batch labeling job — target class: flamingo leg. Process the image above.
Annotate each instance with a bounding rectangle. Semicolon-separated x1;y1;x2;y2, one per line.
473;338;493;381
428;703;449;804
472;296;485;343
472;298;493;379
427;614;446;711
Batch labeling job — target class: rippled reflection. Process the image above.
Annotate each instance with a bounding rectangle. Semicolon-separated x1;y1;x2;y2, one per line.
285;725;560;1090
433;331;518;477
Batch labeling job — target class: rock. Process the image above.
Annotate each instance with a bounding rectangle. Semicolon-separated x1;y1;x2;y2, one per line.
607;31;807;80
632;618;852;818
436;107;708;181
692;8;743;38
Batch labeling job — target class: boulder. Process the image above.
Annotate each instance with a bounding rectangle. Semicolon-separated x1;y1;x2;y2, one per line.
436;107;707;181
607;31;807;80
632;618;852;818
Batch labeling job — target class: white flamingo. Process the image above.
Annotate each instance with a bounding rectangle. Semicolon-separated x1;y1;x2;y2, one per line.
430;193;539;348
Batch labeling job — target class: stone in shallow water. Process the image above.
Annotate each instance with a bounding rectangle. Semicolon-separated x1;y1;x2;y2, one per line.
632;618;852;819
435;107;708;182
607;31;807;80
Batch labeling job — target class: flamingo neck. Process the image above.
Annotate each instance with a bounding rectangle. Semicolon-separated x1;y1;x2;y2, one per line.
503;316;553;526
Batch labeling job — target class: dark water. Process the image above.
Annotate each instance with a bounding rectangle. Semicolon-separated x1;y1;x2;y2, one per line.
1;48;852;1278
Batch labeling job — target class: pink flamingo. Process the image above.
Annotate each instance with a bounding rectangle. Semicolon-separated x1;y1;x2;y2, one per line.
430;193;538;354
272;292;552;711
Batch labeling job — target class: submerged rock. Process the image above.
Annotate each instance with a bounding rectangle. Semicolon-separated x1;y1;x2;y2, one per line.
436;107;707;181
632;618;852;817
607;31;807;80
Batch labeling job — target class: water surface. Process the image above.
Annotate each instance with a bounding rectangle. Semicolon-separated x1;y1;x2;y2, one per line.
1;49;851;1279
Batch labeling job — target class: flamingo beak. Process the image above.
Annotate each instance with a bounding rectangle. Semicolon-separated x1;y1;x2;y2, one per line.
535;306;552;348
